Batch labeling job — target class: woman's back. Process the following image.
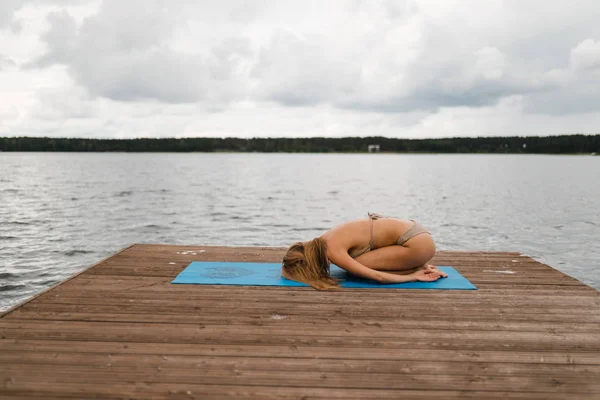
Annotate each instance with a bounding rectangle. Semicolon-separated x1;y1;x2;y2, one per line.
320;216;414;254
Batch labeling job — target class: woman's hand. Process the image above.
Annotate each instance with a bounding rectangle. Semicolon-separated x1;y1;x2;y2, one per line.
411;269;442;282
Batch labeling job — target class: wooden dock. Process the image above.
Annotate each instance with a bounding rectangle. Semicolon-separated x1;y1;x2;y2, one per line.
1;244;599;399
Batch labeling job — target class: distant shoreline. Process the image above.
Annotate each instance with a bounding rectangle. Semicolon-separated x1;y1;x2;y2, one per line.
1;134;598;154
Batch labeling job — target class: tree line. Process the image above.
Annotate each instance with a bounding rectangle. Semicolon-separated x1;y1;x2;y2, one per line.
0;134;598;154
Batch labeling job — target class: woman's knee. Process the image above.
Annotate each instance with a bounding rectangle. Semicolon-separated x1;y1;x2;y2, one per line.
405;235;436;263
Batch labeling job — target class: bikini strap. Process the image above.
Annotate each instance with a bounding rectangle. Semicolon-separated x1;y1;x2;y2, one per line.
368;212;384;220
367;212;382;249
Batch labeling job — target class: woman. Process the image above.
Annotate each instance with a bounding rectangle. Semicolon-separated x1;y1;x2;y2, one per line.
282;213;447;290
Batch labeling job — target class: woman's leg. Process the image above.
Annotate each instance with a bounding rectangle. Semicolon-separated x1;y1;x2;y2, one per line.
353;234;436;272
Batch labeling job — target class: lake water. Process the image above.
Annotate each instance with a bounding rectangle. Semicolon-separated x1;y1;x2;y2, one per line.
1;152;599;311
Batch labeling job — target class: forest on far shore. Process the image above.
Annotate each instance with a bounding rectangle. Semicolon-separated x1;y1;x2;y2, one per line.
0;134;598;154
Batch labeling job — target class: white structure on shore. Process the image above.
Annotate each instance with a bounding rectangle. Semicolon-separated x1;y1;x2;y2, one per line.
368;144;380;153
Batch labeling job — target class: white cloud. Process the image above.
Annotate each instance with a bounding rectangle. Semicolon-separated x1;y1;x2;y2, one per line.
0;0;25;28
524;38;600;115
1;0;600;139
474;47;506;80
570;39;600;71
0;55;16;70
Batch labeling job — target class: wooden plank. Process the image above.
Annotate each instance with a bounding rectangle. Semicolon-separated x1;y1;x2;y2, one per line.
3;339;599;365
12;303;600;324
1;319;598;341
0;314;600;337
11;304;600;324
29;287;600;307
47;282;599;298
7;311;600;332
1;323;599;353
12;297;600;318
20;281;595;299
0;383;580;400
2;351;600;376
3;364;599;394
12;298;599;317
3;362;600;393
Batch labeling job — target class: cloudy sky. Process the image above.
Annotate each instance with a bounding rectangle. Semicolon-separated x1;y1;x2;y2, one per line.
1;0;599;139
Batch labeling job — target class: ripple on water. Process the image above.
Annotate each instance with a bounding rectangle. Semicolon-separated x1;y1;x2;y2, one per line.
230;215;253;221
209;212;227;217
0;235;18;240
31;279;59;287
291;227;330;232
0;284;27;292
8;221;31;226
143;224;171;229
63;249;95;257
144;189;171;193
0;272;17;280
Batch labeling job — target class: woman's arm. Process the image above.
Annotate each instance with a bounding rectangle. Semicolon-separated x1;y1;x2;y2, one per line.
328;249;418;284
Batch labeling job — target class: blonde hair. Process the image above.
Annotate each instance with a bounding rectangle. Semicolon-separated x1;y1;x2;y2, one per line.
281;237;339;290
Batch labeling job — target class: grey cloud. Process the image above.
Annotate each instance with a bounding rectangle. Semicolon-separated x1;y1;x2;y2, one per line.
525;68;600;115
228;2;263;23
524;38;600;115
252;28;543;113
0;55;17;70
348;0;418;19
376;65;548;113
32;10;77;67
339;77;540;114
0;0;25;28
0;0;95;28
252;31;362;107
30;8;206;102
382;0;419;20
29;0;253;103
526;86;600;115
263;5;597;115
244;2;549;113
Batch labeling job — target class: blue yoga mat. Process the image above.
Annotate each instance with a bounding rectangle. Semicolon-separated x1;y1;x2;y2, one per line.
171;262;477;290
